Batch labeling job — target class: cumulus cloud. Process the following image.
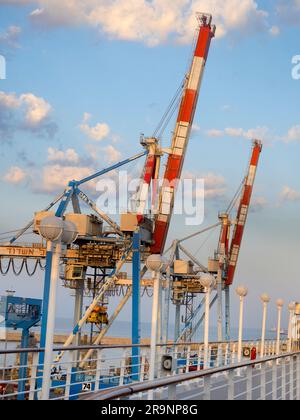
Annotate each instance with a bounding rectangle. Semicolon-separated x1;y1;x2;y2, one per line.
206;123;300;144
47;147;79;164
0;26;22;50
3;0;272;46
280;186;300;202
0;91;56;139
102;145;122;164
35;164;93;193
250;196;268;213
3;166;27;184
7;140;124;194
20;93;52;126
184;170;227;200
206;126;269;141
283;125;300;143
80;112;110;141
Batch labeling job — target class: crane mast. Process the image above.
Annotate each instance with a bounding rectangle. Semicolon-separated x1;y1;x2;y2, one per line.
151;14;216;254
226;140;263;286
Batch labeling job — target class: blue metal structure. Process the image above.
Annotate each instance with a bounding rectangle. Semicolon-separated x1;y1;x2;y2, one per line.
131;230;141;380
0;296;42;399
35;151;147;370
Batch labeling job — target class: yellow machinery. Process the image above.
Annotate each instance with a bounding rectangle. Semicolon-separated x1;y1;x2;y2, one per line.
87;306;109;325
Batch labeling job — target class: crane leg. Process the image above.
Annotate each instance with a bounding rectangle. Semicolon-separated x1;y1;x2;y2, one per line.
131;230;141;381
225;285;231;341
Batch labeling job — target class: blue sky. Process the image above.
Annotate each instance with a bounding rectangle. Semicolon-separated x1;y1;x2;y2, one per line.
0;0;300;331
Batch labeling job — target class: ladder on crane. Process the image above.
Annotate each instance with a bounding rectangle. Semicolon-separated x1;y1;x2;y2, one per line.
151;14;216;254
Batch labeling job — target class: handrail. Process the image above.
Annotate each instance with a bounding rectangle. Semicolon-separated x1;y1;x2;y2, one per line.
83;351;300;400
0;339;278;356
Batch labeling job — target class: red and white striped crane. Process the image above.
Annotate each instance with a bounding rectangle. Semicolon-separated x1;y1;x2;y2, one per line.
225;139;263;286
150;14;216;254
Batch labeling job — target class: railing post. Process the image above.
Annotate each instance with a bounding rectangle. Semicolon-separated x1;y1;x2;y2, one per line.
140;351;146;382
296;354;300;401
64;351;73;400
203;376;211;400
289;356;293;400
282;357;287;400
197;345;202;371
186;345;191;373
216;344;221;368
272;359;277;400
246;366;252;400
231;343;236;365
228;370;235;400
119;349;127;386
225;343;229;366
168;384;177;400
261;362;266;400
208;345;212;368
95;349;103;391
29;352;39;401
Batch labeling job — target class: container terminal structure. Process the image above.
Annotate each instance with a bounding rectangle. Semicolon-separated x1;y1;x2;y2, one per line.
0;14;286;401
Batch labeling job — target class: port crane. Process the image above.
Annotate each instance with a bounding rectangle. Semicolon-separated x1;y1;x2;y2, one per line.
0;13;261;369
163;139;263;343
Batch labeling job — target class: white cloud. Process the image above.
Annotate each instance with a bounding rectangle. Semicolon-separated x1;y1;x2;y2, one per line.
206;129;223;138
283;125;300;143
36;164;92;193
102;145;122;164
3;166;27;184
207;123;300;144
250;196;268;212
20;93;52;126
0;91;20;109
0;91;55;138
184;170;226;200
47;147;79;164
206;126;269;141
202;173;226;199
4;0;271;46
281;186;300;202
80;112;110;141
0;26;22;50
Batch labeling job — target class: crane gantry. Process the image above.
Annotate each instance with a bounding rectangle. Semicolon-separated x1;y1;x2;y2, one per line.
0;13;263;367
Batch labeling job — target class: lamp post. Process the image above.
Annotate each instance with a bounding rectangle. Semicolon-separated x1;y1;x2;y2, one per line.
276;299;284;355
200;274;214;369
236;286;248;363
260;294;270;358
146;255;167;392
288;302;296;352
39;217;77;400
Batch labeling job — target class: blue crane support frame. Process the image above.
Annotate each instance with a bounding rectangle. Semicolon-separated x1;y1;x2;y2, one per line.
26;151;147;395
131;230;141;381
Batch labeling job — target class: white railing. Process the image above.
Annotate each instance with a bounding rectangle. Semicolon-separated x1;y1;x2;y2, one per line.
0;339;295;400
88;351;300;401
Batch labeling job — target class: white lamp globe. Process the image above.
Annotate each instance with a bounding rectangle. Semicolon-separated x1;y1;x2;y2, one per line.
146;255;166;273
200;273;214;289
276;299;284;308
39;216;64;242
61;221;78;245
261;294;271;304
288;302;296;312
236;286;248;298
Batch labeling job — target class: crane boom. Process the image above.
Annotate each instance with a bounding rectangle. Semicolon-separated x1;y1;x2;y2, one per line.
151;14;216;254
226;140;263;286
134;138;160;223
